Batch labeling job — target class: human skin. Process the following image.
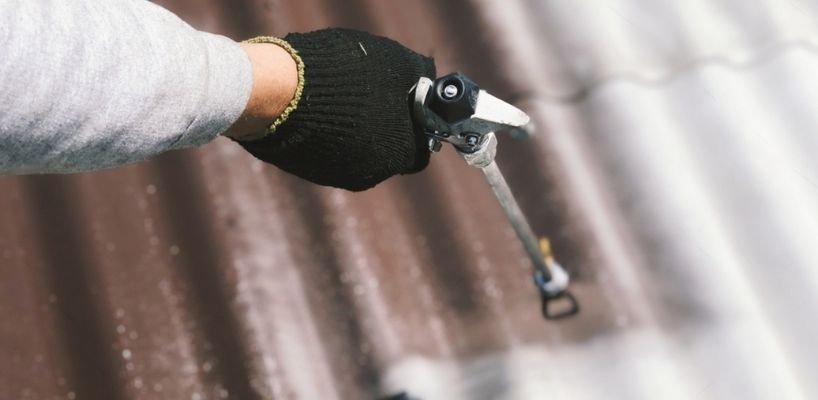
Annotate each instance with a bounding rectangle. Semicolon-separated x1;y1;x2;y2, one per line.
221;42;298;140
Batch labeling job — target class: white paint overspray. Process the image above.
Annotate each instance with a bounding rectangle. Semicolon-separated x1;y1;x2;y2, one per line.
202;144;342;400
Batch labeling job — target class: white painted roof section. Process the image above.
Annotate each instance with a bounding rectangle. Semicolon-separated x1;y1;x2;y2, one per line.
386;1;818;399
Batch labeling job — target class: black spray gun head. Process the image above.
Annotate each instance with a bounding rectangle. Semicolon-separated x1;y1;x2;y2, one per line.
411;72;530;155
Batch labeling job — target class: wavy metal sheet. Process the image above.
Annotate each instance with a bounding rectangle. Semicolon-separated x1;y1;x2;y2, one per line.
2;0;818;399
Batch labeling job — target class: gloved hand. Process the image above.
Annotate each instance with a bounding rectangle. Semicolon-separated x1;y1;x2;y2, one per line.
235;28;436;191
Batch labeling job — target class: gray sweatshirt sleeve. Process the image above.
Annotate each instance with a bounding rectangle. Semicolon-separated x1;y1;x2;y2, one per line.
0;0;253;174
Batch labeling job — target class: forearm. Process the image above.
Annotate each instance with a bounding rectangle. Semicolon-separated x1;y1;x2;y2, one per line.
0;0;252;174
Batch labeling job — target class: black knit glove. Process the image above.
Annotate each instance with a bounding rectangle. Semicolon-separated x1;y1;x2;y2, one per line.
237;28;436;191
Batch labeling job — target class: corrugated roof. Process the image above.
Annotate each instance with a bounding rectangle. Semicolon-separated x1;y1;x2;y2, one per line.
2;0;818;399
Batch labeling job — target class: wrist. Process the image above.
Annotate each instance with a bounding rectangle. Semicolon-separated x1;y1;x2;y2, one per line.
222;42;299;140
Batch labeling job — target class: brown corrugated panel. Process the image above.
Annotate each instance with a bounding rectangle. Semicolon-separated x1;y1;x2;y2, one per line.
5;0;818;399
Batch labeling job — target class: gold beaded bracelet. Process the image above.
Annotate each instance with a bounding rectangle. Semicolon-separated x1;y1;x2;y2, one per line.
242;36;306;137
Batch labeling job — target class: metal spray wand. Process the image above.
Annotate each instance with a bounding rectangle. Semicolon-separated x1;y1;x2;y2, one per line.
411;73;578;319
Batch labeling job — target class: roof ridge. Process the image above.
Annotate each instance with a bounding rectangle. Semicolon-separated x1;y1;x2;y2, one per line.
527;37;818;104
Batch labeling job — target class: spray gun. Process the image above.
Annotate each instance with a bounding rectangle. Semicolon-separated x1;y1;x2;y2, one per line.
411;72;579;320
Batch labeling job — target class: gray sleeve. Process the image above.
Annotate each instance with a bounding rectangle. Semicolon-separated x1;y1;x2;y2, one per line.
0;0;253;174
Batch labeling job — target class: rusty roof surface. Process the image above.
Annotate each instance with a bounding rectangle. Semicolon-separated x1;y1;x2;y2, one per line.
3;0;818;399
